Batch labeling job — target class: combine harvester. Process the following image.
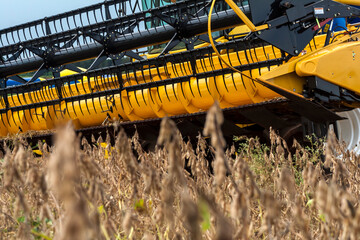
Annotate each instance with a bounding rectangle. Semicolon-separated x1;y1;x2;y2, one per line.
1;0;360;149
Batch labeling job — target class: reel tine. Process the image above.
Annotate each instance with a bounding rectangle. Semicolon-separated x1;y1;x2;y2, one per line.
172;81;178;101
96;92;103;114
104;93;111;113
52;103;58;120
247;43;261;85
77;96;83;116
104;71;112;90
16;110;24;126
9;111;16;127
47;105;52;121
111;72;118;89
21;27;27;41
4;33;10;47
23;108;36;124
107;72;114;90
37;83;47;102
63;102;69;118
96;72;105;92
80;74;87;94
10;31;16;46
186;70;195;97
196;76;202;97
234;44;243;66
7;93;13;114
208;47;216;71
90;89;97;114
47;81;57;101
33;108;41;124
138;63;156;104
199;54;208;73
164;83;171;102
166;54;179;101
5;109;11;127
156;61;167;102
114;2;120;17
169;55;179;78
93;8;99;24
250;44;261;74
98;72;106;90
28;26;34;40
71;99;78;117
243;45;251;65
92;72;100;92
230;71;237;91
0;37;4;50
52;19;58;34
148;85;155;105
79;11;85;28
86;10;91;29
132;69;142;107
100;1;106;21
0;112;6;128
59;17;65;32
129;0;140;14
225;49;237;91
271;45;279;59
67;78;75;98
14;91;22;107
115;69;123;90
20;88;29;106
73;76;81;96
179;60;189;77
261;42;270;61
204;76;211;94
99;74;106;112
85;97;91;115
33;85;43;103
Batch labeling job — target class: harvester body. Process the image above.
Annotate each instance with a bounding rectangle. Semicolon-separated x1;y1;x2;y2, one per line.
0;0;360;147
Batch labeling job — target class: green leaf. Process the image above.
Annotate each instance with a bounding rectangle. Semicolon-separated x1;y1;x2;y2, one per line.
45;218;53;225
306;199;314;208
98;205;105;214
199;200;211;231
134;199;146;212
31;229;52;240
319;213;326;223
17;216;25;223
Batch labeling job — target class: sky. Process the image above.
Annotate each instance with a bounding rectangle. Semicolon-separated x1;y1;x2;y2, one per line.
0;0;103;30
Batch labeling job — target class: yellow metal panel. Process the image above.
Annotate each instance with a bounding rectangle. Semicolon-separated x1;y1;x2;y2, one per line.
334;0;360;6
178;77;215;113
296;42;360;95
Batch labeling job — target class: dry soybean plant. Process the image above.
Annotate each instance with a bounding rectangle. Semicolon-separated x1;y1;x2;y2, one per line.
1;103;360;239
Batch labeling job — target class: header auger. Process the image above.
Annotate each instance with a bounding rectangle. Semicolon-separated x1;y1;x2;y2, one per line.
1;0;360;149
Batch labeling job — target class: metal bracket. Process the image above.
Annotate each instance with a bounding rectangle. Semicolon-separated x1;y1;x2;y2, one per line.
85;21;143;70
301;116;330;140
0;79;6;89
224;0;268;32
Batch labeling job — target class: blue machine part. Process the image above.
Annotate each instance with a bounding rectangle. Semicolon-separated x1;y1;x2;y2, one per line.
322;18;346;34
348;5;360;24
7;78;40;87
331;18;347;31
